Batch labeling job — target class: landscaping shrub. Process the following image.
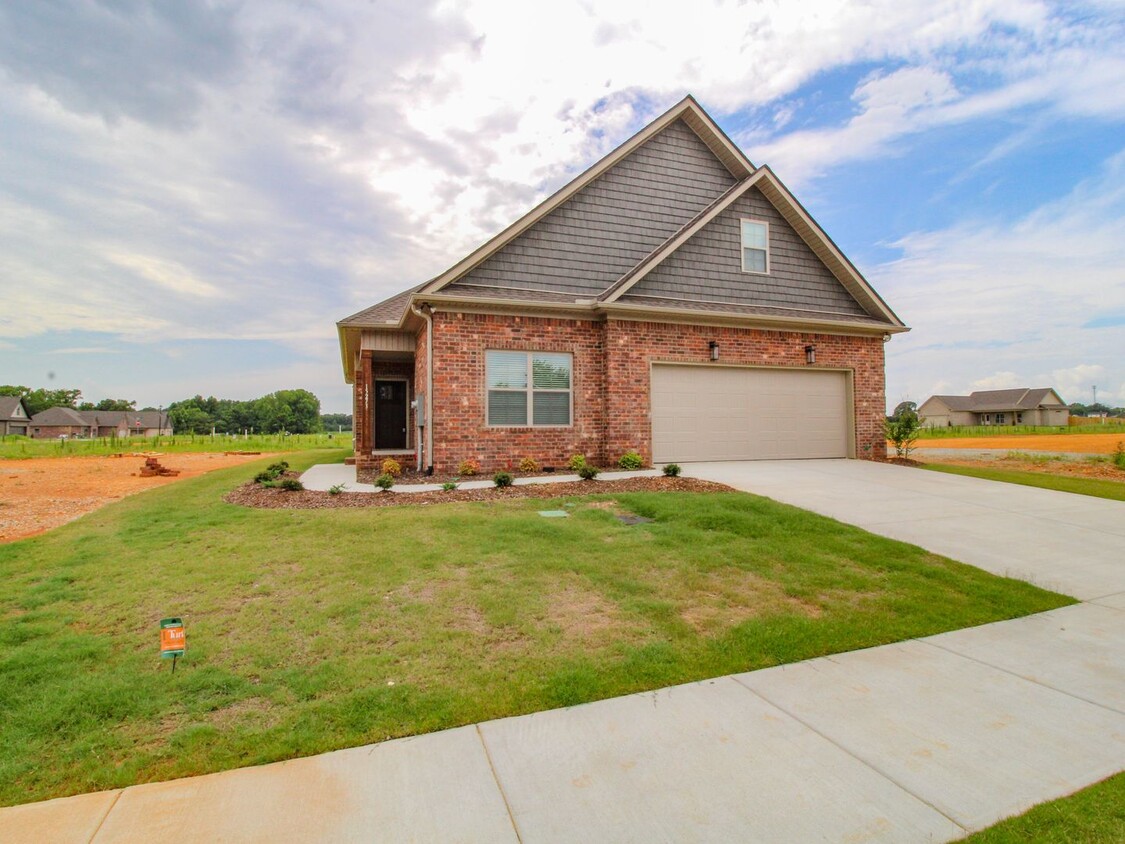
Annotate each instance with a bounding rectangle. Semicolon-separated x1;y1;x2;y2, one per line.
267;460;290;475
493;471;514;488
278;478;304;492
380;458;402;477
254;471;276;484
577;464;600;480
1114;442;1125;471
663;463;682;477
518;456;540;473
885;409;923;458
375;473;395;491
441;481;458;492
255;461;290;484
567;454;587;471
327;483;346;496
617;451;643;470
458;459;480;477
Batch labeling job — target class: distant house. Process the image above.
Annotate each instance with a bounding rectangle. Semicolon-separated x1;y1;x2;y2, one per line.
29;406;93;438
80;410;172;438
918;388;1069;428
29;408;173;439
0;396;32;436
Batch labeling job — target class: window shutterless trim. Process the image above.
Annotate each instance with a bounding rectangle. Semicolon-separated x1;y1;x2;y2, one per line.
485;350;574;428
739;218;770;275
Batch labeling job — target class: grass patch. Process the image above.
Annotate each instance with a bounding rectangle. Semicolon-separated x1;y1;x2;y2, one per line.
960;771;1125;842
0;452;1072;806
923;463;1125;502
0;432;351;460
916;424;1125;439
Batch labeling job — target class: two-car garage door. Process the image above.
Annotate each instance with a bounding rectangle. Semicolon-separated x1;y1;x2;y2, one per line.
651;364;850;462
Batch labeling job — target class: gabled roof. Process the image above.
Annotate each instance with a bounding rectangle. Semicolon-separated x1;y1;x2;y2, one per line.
30;406;88;426
923;388;1067;413
420;95;755;297
78;410;167;428
0;396;29;420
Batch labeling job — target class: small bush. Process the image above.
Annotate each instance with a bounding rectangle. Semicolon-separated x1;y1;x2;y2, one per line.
327;483;346;496
458;459;480;477
254;471;275;484
1114;442;1125;471
278;478;304;492
662;463;682;477
518;456;540;473
441;481;458;492
493;471;514;488
567;454;587;471
267;461;289;475
617;451;643;470
577;464;600;480
380;458;402;477
375;473;395;491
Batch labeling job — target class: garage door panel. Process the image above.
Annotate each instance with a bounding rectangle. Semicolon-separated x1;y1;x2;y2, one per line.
651;365;848;462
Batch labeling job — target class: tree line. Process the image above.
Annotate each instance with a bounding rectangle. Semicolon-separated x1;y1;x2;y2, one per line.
0;385;342;434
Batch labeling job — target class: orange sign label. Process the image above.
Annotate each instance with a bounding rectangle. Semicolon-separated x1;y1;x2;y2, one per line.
160;623;185;655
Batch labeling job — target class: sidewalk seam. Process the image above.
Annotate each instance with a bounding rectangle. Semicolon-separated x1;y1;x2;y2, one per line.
917;637;1125;716
86;789;122;843
730;675;969;834
475;725;524;844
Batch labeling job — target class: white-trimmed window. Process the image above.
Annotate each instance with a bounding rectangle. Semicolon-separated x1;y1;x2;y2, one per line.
486;351;572;426
740;219;769;273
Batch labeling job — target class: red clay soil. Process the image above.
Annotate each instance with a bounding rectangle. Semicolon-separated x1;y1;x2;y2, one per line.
226;474;736;510
907;432;1124;454
0;453;276;543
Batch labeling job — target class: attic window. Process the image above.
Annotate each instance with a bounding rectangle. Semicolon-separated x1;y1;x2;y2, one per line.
741;220;769;274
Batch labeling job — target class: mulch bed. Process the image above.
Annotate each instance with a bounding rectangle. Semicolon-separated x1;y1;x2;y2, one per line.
225;474;736;510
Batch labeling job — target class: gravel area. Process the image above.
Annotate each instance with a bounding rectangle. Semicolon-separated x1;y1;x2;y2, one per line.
226;474;735;509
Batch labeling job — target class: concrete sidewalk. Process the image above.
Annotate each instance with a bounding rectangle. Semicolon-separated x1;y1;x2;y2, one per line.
5;459;1124;842
5;602;1123;843
300;462;661;493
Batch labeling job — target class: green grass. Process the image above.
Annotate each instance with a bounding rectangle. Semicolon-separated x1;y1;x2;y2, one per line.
923;463;1125;502
0;432;351;460
960;771;1125;842
916;424;1125;439
0;452;1072;806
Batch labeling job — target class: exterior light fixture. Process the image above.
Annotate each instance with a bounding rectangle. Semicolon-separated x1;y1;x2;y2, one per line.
709;341;720;361
804;344;816;365
882;332;891;343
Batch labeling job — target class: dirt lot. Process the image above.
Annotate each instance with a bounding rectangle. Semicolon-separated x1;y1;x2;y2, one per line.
911;432;1124;454
920;454;1125;483
0;453;273;543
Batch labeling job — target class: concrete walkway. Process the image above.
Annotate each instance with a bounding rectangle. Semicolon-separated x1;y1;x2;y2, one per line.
4;460;1124;842
300;462;661;493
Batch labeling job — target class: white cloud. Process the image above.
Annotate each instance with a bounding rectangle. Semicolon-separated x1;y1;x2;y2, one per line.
972;372;1024;390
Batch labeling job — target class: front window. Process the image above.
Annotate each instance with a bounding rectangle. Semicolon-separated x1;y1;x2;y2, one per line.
487;351;572;426
741;219;769;273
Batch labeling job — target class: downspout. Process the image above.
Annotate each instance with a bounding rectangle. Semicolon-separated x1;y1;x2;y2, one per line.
409;302;434;474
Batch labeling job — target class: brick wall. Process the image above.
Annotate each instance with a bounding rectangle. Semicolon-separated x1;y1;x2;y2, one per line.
354;351;418;472
406;312;886;473
429;311;607;472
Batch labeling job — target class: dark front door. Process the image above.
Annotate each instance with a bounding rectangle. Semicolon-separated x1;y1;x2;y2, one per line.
374;380;407;450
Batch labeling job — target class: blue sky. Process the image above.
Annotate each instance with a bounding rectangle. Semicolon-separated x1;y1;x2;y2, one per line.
1;0;1123;413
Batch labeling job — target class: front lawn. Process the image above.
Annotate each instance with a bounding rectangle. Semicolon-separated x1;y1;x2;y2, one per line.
0;452;1072;806
922;463;1125;502
960;771;1125;842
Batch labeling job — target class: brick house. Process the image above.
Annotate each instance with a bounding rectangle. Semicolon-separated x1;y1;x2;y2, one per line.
0;396;32;436
338;96;907;475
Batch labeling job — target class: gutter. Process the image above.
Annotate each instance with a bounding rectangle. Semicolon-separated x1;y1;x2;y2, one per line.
409;302;434;473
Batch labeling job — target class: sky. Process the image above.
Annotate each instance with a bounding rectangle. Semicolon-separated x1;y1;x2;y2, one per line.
1;0;1123;414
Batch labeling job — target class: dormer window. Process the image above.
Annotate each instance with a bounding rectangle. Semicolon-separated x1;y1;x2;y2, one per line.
740;219;769;274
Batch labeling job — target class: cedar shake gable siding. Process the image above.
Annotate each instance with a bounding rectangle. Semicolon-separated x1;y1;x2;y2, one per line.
627;186;869;317
448;119;737;298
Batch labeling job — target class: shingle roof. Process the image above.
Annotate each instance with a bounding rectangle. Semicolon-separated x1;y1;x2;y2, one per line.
0;396;27;420
78;410;166;428
338;282;428;328
30;406;88;426
927;388;1065;412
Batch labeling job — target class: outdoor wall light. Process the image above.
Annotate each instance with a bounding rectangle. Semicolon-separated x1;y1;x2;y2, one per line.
882;332;891;343
804;344;817;365
709;340;720;361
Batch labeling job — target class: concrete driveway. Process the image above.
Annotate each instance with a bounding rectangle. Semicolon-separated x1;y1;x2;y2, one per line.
685;459;1125;602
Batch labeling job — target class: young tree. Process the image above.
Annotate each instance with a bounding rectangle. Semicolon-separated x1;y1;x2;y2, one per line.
884;408;923;459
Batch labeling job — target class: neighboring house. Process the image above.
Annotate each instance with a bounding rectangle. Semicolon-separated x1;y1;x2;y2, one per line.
337;96;908;474
918;388;1070;428
79;410;172;438
29;406;93;439
0;396;32;436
